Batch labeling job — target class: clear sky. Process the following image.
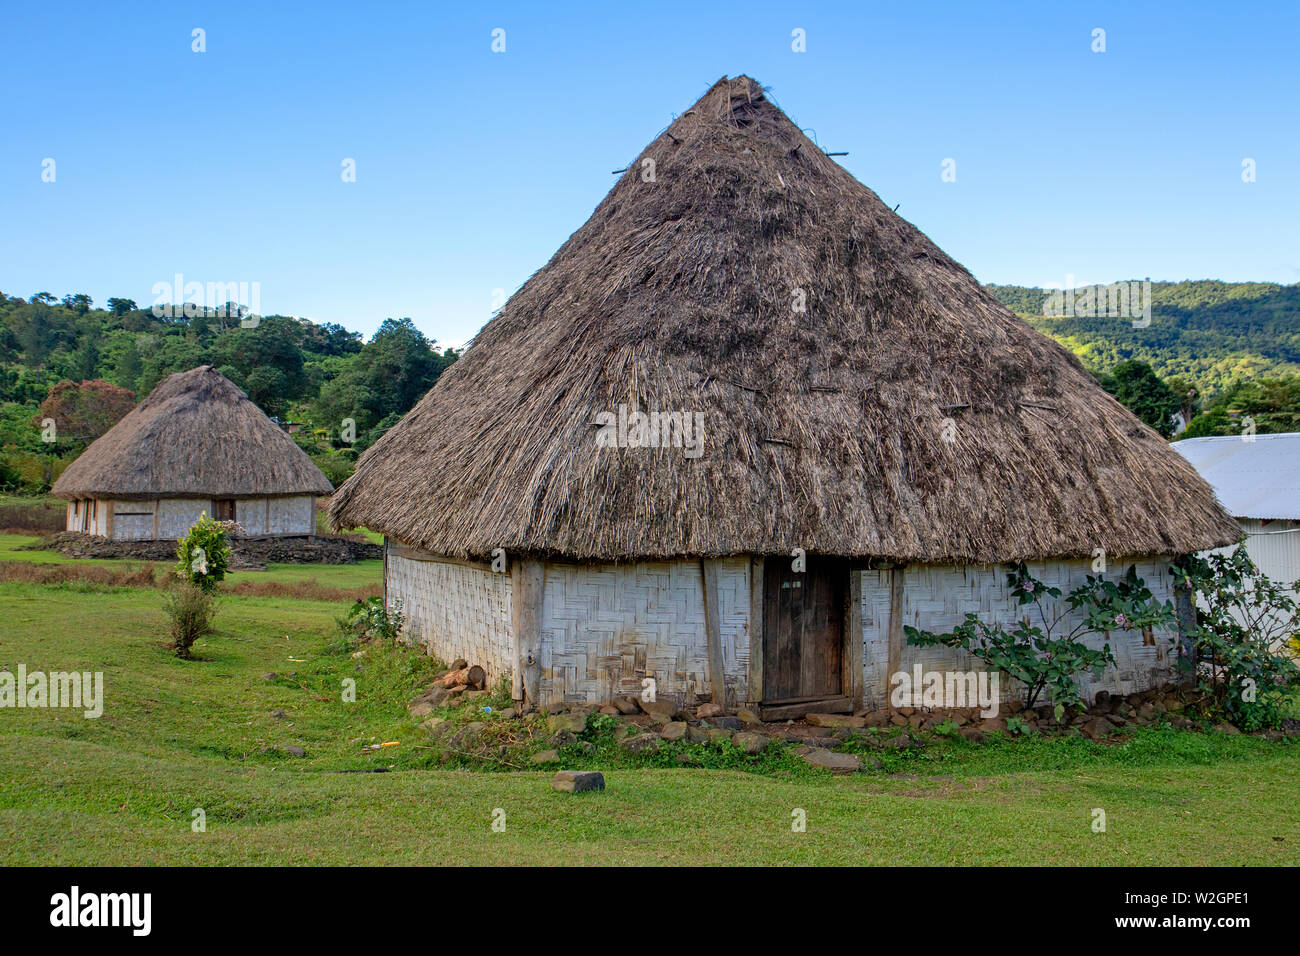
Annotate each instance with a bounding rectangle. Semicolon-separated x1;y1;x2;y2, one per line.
2;0;1296;347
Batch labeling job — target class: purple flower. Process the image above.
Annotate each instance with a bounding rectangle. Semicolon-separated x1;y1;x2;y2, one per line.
1115;613;1129;628
1023;581;1035;592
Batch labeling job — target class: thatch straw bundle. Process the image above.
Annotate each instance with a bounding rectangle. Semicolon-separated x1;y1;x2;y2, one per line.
53;366;332;500
331;76;1237;563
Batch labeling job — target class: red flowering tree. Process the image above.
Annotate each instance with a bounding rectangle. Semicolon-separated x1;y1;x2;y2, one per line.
36;379;136;445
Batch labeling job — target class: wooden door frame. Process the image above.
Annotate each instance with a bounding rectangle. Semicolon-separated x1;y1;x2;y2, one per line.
748;555;862;709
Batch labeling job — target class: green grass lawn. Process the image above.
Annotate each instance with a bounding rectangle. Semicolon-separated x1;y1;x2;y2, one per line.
0;581;1297;865
0;532;382;592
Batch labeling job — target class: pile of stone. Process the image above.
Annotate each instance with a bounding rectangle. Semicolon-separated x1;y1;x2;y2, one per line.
45;531;381;565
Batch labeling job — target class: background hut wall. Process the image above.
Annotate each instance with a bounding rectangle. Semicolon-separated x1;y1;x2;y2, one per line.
262;496;315;535
536;558;750;708
386;547;514;687
68;496;319;540
155;499;211;539
859;558;1181;709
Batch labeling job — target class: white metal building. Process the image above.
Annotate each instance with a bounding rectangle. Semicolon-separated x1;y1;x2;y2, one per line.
1172;433;1300;586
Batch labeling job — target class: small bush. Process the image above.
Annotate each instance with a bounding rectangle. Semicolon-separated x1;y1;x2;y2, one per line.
163;580;216;658
175;513;235;593
1172;546;1300;730
339;596;404;646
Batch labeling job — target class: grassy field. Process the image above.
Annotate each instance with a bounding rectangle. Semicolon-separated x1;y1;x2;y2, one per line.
0;566;1297;865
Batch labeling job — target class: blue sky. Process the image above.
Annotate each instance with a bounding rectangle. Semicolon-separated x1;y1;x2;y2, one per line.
2;0;1296;346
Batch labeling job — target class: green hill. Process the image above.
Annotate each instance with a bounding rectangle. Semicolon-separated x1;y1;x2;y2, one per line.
984;280;1300;396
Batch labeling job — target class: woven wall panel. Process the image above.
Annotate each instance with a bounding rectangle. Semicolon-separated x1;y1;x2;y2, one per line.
387;551;514;686
538;558;750;706
861;559;1179;707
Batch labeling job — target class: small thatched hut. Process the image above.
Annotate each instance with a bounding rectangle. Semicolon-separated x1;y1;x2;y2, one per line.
54;365;332;540
330;76;1238;715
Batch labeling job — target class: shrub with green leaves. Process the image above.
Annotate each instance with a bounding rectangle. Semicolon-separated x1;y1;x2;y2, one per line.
340;596;405;645
162;580;215;659
175;513;235;593
905;562;1174;716
1171;546;1300;730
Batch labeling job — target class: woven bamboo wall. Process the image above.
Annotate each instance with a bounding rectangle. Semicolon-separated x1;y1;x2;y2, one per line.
538;558;750;707
859;558;1180;708
386;550;514;686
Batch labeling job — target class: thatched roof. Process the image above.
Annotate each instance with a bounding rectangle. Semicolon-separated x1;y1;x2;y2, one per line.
53;366;333;500
330;75;1238;563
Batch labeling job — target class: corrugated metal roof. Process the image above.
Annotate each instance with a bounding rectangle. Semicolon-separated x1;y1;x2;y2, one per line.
1172;432;1300;520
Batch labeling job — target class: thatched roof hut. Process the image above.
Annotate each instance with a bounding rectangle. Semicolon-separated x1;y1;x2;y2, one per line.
331;76;1237;715
54;365;331;540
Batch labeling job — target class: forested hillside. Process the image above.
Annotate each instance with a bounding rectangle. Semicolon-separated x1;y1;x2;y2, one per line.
0;292;456;493
986;280;1300;392
3;279;1298;495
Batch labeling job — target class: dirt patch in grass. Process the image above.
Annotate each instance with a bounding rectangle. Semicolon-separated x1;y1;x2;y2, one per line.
224;579;380;602
0;501;66;533
0;561;161;587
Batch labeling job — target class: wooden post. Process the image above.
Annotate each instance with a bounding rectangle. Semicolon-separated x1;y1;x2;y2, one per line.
701;559;727;709
748;557;764;706
844;566;863;712
511;558;545;707
886;565;906;702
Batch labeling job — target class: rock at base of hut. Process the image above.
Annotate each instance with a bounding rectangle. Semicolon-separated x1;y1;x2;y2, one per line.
660;721;688;742
547;712;588;734
736;708;761;724
805;713;866;728
530;749;560;765
640;700;678;723
801;749;861;774
696;702;725;719
620;733;662;754
613;697;640;715
733;732;768;755
552;770;605;793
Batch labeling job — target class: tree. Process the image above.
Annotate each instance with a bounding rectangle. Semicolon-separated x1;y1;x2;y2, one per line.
36;379;136;446
106;297;138;317
61;293;93;314
1097;360;1179;437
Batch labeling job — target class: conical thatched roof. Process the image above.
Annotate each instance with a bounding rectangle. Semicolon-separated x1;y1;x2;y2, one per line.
53;366;333;500
330;75;1238;563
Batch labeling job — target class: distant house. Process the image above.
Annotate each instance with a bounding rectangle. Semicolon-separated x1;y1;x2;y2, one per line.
330;76;1238;715
1172;433;1300;586
52;365;333;540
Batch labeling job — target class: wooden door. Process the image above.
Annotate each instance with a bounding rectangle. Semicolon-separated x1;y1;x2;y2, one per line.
763;556;845;702
213;498;235;522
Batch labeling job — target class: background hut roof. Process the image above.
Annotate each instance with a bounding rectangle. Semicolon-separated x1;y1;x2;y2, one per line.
330;75;1238;563
53;365;333;500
